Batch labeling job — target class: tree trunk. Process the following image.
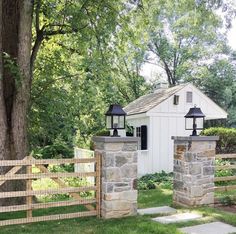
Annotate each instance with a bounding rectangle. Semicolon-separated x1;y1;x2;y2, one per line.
0;0;33;205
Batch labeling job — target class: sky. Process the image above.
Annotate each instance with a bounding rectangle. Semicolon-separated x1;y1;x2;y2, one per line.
141;18;236;81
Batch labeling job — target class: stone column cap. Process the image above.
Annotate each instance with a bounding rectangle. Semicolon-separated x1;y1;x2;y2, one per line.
92;136;139;143
171;136;219;141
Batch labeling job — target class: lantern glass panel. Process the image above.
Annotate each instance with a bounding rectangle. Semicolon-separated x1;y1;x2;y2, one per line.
106;115;112;129
118;116;125;128
185;118;193;130
113;116;118;128
195;118;204;129
112;115;125;129
185;117;204;130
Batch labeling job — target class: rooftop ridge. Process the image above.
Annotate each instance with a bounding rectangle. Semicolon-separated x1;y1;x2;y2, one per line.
124;83;188;116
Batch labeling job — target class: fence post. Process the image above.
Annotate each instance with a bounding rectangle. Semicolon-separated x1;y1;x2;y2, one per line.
95;152;101;218
172;136;219;207
26;156;32;218
93;136;139;219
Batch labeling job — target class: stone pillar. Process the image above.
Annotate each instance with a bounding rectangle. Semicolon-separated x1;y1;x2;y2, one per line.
93;136;139;219
172;136;219;207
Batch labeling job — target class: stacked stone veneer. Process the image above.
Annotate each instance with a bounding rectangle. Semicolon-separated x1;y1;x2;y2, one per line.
172;136;219;207
93;136;139;219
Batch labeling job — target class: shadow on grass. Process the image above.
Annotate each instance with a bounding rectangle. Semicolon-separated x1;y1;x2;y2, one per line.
0;204;89;221
0;188;180;234
0;214;182;234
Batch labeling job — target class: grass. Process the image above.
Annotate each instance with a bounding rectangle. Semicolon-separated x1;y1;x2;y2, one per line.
0;175;236;234
32;165;92;203
0;185;236;233
0;192;182;234
0;188;179;234
0;215;184;234
215;189;236;200
138;188;173;208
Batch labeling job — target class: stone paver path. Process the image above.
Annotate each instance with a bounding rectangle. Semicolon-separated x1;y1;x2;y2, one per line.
138;206;177;215
152;212;202;224
180;221;236;234
147;206;236;234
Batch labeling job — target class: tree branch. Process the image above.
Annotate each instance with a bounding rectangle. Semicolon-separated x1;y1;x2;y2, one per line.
44;23;88;36
30;0;43;80
35;0;41;33
30;0;88;81
30;29;44;77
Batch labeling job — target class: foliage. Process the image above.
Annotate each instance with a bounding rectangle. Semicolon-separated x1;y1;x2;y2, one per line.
2;52;22;88
49;164;74;173
28;0;236;159
32;136;73;159
216;189;236;206
33;163;92;202
196;59;236;127
126;124;134;136
28;0;153;157
139;0;234;85
202;127;236;153
215;159;234;186
219;195;235;206
95;130;110;136
138;171;173;190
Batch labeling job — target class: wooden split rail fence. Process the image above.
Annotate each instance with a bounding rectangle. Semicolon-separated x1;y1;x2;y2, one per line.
0;154;101;226
214;153;236;193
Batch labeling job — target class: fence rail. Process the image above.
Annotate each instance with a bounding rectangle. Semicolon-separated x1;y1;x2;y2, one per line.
214;175;236;182
215;185;236;192
0;157;96;166
216;165;236;170
214;154;236;193
0;154;101;226
0;171;96;181
215;154;236;159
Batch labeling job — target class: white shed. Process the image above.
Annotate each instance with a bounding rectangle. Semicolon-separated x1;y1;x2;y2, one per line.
123;83;227;176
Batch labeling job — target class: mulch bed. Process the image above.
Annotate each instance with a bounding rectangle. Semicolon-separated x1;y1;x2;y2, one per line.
215;204;236;213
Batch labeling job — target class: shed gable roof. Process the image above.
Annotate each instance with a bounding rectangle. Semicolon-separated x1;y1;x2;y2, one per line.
124;84;187;115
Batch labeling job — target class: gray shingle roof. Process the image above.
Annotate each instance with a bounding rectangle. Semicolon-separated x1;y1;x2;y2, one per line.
124;84;187;115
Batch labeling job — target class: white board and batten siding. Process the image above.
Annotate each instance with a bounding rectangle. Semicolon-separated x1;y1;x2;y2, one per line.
125;114;150;176
126;83;227;176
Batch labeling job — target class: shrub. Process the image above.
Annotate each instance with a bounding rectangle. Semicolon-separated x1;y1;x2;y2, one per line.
201;127;236;153
215;159;234;186
219;195;235;206
33;136;73;159
138;171;173;190
49;164;74;173
95;129;110;136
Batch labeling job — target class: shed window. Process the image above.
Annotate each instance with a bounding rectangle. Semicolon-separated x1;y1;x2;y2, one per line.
173;95;179;105
136;127;141;137
136;125;148;150
186;91;193;103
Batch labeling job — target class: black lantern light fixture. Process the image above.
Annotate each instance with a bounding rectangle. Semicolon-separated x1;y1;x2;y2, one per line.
184;105;205;136
105;104;126;137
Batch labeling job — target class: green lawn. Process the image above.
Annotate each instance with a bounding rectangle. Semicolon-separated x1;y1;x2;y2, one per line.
0;216;183;234
0;188;236;234
138;188;173;208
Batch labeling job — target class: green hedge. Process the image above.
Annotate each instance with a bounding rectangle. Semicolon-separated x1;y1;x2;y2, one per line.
201;127;236;153
138;171;173;190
